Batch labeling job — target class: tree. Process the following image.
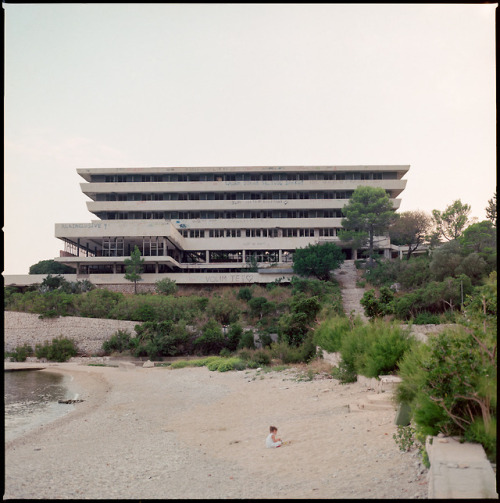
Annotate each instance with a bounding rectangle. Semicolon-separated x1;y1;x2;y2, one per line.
389;210;432;260
431;199;472;242
460;220;497;256
338;186;396;267
485;191;496;227
124;245;144;294
29;259;74;275
292;242;345;281
429;240;463;281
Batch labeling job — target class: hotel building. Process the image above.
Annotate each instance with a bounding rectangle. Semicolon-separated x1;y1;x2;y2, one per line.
4;165;409;289
47;165;409;287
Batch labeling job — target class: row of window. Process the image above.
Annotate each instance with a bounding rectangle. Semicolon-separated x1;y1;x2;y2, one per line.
96;171;396;183
180;228;337;238
102;209;344;220
97;190;356;202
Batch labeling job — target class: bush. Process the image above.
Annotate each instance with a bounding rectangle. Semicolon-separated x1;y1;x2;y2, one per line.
131;321;193;358
102;329;133;354
269;337;316;364
206;295;241;325
237;287;253;301
155;278;178;295
249;349;271;366
339;320;413;378
238;330;256;349
397;325;496;461
248;297;275;319
257;333;273;348
35;337;78;362
226;323;243;351
279;293;321;347
360;287;394;319
75;289;123;318
7;344;34;362
413;311;441;325
194;319;225;355
314;315;356;353
331;360;358;383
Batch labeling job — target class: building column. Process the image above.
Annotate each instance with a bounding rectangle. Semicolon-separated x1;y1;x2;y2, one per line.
353;249;358;260
242;250;246;263
206;251;210;263
279;250;282;262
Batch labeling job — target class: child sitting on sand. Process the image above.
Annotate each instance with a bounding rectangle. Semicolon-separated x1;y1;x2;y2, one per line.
266;426;282;448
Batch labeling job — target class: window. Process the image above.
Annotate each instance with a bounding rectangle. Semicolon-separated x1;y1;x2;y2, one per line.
319;228;336;237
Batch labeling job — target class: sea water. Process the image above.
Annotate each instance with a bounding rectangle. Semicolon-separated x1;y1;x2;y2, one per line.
4;370;77;442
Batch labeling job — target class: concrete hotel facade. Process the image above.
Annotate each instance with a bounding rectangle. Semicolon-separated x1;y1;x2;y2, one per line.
6;165;408;288
46;165;409;286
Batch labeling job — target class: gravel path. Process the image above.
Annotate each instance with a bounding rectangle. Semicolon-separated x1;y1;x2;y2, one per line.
333;260;368;322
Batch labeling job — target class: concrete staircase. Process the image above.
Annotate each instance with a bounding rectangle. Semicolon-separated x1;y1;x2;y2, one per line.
349;392;398;412
349;375;401;412
332;260;368;322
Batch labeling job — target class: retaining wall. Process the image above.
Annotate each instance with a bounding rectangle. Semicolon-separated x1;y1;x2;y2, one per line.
4;311;140;356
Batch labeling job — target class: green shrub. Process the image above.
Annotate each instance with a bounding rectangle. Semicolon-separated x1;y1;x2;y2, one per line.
413;311;441;325
194;319;225;354
75;289;123;318
237;287;253;301
361;323;413;377
360;287;394;319
7;344;34;362
170;360;190;369
215;357;246;372
226;323;243;351
279;293;321;347
238;330;256;349
330;360;358;383
248;297;275;319
397;325;496;462
155;278;178;295
102;329;133;354
249;349;271;366
131;321;193;358
269;340;313;364
258;333;273;348
35;337;78;362
206;295;241;325
314;315;358;353
339;320;413;378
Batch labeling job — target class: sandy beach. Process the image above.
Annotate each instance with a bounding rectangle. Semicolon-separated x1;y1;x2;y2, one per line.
4;362;428;499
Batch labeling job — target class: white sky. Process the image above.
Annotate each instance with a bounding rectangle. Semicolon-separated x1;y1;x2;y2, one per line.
3;3;497;275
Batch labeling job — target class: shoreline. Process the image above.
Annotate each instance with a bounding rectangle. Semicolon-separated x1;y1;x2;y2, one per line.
4;362;112;447
4;361;428;499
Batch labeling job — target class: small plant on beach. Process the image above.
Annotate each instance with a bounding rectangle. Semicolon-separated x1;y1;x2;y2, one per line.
35;336;78;362
393;425;421;452
330;360;358;383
